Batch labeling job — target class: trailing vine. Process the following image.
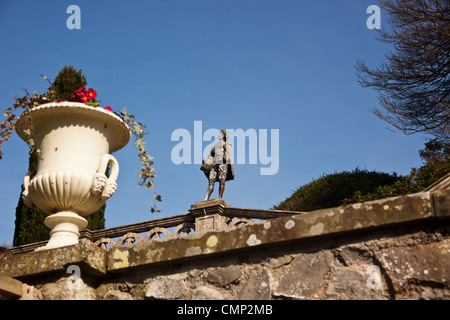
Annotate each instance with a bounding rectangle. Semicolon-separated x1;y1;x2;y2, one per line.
0;86;51;159
119;107;161;212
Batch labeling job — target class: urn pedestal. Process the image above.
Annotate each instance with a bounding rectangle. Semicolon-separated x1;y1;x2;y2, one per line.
15;102;130;250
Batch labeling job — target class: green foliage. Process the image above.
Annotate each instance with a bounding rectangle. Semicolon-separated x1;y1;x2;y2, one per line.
13;191;49;246
274;139;450;212
85;204;106;230
274;168;400;212
343;139;450;204
13;196;106;246
52;66;87;101
13;151;48;246
1;66;87;159
419;138;450;165
0;88;50;159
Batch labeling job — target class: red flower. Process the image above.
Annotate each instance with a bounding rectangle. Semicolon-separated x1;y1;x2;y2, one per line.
104;106;113;112
86;88;97;100
69;87;97;103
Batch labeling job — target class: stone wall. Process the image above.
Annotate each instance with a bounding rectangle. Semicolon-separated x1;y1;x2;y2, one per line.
1;189;449;300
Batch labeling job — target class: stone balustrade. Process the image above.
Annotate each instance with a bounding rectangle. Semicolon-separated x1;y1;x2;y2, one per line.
9;198;295;254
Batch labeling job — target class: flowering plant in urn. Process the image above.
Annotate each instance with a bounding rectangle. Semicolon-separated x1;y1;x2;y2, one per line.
0;68;160;249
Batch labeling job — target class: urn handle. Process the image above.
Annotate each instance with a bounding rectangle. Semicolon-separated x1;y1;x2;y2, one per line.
91;154;120;199
98;154;119;182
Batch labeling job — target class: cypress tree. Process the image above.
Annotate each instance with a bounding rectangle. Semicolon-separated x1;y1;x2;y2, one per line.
52;65;87;101
13;151;48;246
13;66;106;246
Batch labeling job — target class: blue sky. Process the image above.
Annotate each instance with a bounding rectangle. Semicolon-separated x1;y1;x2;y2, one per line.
0;1;429;246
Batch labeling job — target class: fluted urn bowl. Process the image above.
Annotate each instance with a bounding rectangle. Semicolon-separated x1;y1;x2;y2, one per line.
15;102;130;250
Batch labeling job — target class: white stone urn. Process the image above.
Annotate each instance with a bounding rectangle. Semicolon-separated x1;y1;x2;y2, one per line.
15;102;130;250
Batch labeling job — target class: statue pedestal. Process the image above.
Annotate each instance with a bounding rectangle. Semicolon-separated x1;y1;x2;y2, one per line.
190;198;230;210
189;199;231;232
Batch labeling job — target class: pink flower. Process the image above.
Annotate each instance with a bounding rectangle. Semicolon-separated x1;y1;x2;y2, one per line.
104;106;112;112
57;99;62;102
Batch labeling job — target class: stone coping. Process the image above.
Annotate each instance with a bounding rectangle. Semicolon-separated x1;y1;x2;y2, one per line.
1;239;107;279
1;189;449;280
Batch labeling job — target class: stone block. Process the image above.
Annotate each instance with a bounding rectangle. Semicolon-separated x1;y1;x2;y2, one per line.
195;214;228;232
375;239;450;291
0;274;24;299
337;245;370;266
325;265;386;300
404;287;450;300
145;274;188;300
206;265;241;286
190;199;231;210
192;286;225;300
238;269;272;300
268;255;293;269
37;276;96;300
274;251;334;299
433;189;450;218
103;289;133;300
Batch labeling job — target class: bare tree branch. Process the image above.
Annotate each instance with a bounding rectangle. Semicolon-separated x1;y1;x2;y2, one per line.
356;0;450;139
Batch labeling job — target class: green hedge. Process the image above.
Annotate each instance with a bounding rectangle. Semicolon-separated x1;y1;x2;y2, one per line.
274;139;449;212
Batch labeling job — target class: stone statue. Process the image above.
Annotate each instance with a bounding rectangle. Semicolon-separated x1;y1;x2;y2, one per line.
201;129;234;201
